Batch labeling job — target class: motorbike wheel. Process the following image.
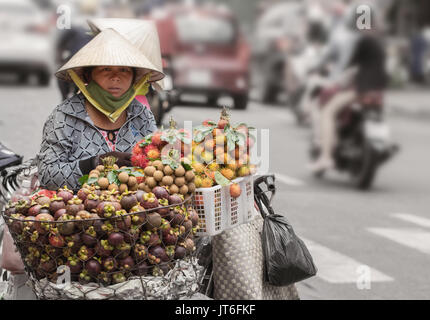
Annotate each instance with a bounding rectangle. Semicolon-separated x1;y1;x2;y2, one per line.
233;94;248;110
351;141;378;190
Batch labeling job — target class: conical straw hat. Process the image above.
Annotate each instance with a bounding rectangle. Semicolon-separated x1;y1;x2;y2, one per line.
87;18;165;90
56;28;164;84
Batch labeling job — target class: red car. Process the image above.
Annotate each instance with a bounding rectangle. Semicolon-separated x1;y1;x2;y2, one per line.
148;4;250;109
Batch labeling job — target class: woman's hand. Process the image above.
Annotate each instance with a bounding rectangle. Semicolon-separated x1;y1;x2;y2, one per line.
95;151;132;168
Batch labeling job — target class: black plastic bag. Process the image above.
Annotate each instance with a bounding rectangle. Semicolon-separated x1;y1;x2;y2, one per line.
261;214;317;286
254;175;317;286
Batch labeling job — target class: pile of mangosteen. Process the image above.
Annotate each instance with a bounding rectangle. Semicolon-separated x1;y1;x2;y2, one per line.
3;180;200;286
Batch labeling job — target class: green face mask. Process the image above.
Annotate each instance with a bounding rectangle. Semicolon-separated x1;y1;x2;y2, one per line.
86;80;136;114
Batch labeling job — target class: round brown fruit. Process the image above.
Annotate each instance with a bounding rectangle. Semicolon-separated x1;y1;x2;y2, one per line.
230;183;241;198
185;170;195;182
163;165;174;176
153;170;164;182
108;184;119;192
146;177;157;188
144;166;156;177
188;183;196;193
98;178;109;190
161;175;173;186
119;184;128;194
118;172;129;184
169;184;179;194
138;183;145;190
174;165;185;177
128;176;137;187
152;160;164;171
174;177;186;187
179;185;189;195
96;165;105;172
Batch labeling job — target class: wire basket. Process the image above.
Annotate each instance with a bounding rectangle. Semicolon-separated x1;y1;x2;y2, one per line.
193;175;256;236
1;195;207;300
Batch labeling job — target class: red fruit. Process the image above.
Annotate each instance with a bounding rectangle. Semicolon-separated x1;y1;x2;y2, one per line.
131;153;149;168
132;143;144;156
151;132;163;147
49;233;65;248
230;183;241;198
202;119;216;127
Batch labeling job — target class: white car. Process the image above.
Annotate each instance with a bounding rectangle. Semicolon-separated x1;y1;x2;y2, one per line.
0;0;55;85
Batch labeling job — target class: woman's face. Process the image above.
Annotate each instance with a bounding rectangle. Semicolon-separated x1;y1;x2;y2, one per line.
91;66;134;97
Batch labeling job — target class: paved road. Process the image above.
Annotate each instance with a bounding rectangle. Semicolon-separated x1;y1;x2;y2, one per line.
1;82;430;299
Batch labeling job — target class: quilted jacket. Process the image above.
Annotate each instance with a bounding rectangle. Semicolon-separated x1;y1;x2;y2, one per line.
37;93;157;191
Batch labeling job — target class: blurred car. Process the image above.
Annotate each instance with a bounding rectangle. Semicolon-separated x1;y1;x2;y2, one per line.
0;0;54;86
149;4;250;109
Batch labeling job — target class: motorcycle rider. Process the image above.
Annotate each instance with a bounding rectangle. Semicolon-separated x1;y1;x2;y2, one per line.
308;6;388;173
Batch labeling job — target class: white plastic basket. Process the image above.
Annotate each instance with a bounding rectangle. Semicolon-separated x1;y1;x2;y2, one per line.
193;175;255;236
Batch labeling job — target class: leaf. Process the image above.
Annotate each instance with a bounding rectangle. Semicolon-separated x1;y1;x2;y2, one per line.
79;175;89;186
87;176;98;185
214;171;231;187
107;171;118;185
182;162;192;171
130;171;145;178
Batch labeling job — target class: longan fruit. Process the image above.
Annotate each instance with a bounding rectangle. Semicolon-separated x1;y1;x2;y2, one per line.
127;176;137;187
118;172;129;184
98;177;109;189
113;164;119;170
90;170;100;176
185;170;195;182
152;160;163;171
188;183;196;193
175;177;186;187
138;183;146;190
143;184;152;193
108;183;118;191
163;165;174;176
144;166;156;177
119;183;128;194
162;175;174;186
179;185;189;195
174;165;185;177
153;170;164;182
129;184;138;191
146;177;157;188
169;184;179;194
96;165;105;172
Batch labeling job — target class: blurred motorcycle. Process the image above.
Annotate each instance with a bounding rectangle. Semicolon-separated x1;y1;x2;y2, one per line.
310;90;398;189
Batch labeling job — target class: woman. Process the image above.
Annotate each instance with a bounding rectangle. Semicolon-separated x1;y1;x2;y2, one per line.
37;28;164;191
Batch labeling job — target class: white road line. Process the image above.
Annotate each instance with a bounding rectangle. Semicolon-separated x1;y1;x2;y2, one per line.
367;227;430;255
275;173;306;187
303;238;394;284
392;213;430;229
302;238;393;284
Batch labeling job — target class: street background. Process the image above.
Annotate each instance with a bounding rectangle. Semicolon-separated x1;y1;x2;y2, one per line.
1;0;430;299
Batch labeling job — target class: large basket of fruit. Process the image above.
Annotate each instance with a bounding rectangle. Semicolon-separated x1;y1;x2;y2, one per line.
1;157;203;300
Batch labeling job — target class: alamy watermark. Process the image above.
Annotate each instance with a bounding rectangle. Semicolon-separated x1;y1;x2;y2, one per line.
356;265;372;290
356;5;372;30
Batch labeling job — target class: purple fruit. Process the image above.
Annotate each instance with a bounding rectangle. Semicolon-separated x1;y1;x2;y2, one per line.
168;195;182;205
149;246;170;263
57;187;74;203
188;208;199;227
54;208;67;220
49;196;65;213
77;188;90;201
85;259;101;276
145;212;162;230
171;212;185;227
113;242;131;260
66;198;84;216
133;244;148;262
8;213;25;234
78;246;95;261
142;193;159;210
34;195;51;206
66;256;82;274
95;240;114;258
27;203;42;217
135;190;146;204
134;261;150;276
174;246;187;259
119;256;135;271
152;186;169;200
140;231;161;247
120;192;137;211
163;233;178;246
102;257;117;272
183;219;193;233
123;225;140;244
82;228;97;247
108;232;124;246
84;194;100;212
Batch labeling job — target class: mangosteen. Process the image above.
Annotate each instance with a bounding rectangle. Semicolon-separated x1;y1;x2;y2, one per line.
82;226;97;247
57;214;75;235
84;193;100;212
113;242;131;260
108;232;124;246
35;195;51;206
23;216;37;234
85;259;102;277
39;254;56;273
97;202;116;218
98;272;111;286
133;244;148;262
152;186;169;200
157;198;170;216
142;193;159;210
27;202;42;217
188;208;199;227
95;240;113;258
183;219;193;233
77;245;95;261
170;210;185;227
54;208;67;220
183;238;195;254
15;198;31;215
174;246;187;259
65;233;82;253
162;232;178;246
102;256;118;272
120;192;138;211
112;272;126;284
152;264;170;277
145;212;162;230
79;269;91;284
66;198;84;216
134;261;150;276
38;206;51;215
135;190;146;204
34;213;54;234
140;230;161;247
93;219;106;237
168;194;182;206
48;231;65;248
57;186;74;203
114;210;132;231
49;195;65;214
130;210;146;225
4;203;17;217
149;246;170;263
119;256;135;271
123;224;140;244
8;213;25;234
77;188;90;201
66;255;83;274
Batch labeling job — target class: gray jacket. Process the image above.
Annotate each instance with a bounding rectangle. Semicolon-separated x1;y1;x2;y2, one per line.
37;93;157;191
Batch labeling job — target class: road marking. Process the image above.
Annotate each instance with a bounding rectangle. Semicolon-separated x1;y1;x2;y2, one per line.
275;173;306;187
302;238;393;284
367;227;430;255
391;213;430;229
